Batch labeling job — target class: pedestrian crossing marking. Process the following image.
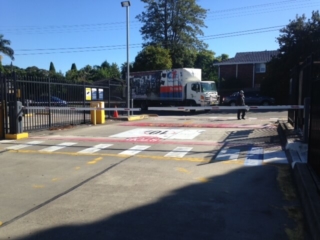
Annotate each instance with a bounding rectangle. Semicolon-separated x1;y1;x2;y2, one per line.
2;140;288;165
78;144;113;154
6;141;43;150
263;150;288;164
244;147;264;166
165;147;192;158
216;148;240;161
39;142;77;152
118;145;150;156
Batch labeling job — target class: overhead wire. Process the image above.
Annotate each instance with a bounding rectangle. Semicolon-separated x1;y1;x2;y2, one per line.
0;0;317;35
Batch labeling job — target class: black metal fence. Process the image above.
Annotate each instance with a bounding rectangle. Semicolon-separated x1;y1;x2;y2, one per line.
0;72;125;135
308;55;320;176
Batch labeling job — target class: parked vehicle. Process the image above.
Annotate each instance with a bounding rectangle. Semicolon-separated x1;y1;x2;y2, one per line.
34;96;68;106
130;68;220;110
222;91;275;106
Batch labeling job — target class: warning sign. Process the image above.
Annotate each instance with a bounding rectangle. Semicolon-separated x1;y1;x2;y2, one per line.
86;88;91;101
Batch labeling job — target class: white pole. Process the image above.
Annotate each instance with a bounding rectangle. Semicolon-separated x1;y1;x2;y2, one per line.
126;6;130;116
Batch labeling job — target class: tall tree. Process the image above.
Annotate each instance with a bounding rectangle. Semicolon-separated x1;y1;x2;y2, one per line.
137;0;208;68
0;34;14;60
49;62;56;73
133;45;172;71
194;50;216;80
71;63;77;71
261;10;320;104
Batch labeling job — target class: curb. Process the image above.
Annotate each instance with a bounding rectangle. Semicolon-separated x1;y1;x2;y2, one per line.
278;121;320;240
107;114;151;121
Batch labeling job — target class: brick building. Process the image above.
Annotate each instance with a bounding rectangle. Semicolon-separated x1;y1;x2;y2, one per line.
213;50;279;89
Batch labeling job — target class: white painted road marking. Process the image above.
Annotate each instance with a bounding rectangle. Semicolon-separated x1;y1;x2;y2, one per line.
118;145;150;156
40;142;77;152
263;150;288;164
216;148;240;161
244;147;264;166
6;141;43;150
165;147;193;158
110;128;204;140
0;140;15;143
78;144;113;154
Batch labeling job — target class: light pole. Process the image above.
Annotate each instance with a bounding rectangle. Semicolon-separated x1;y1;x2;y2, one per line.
121;1;131;116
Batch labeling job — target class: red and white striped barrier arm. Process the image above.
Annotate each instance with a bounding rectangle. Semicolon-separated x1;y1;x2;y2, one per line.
23;106;141;111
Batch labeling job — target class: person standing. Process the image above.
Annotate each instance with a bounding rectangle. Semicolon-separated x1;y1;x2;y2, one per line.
236;90;246;120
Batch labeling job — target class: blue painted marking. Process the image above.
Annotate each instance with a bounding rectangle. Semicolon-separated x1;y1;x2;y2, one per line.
244;147;264;166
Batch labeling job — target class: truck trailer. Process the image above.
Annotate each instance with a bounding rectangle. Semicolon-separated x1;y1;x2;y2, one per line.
130;68;219;110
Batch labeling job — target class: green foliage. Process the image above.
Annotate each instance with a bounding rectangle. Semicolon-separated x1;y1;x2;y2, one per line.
71;63;77;71
133;45;172;71
194;50;216;80
0;34;14;60
137;0;208;68
121;62;134;80
49;62;56;73
261;10;320;104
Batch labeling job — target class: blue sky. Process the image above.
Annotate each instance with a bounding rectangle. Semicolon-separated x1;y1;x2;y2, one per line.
1;0;319;74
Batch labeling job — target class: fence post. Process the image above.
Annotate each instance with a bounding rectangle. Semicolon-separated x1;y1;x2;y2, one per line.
83;81;86;123
48;77;51;128
303;97;310;143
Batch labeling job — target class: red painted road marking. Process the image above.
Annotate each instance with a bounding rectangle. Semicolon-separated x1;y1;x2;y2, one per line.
119;122;275;129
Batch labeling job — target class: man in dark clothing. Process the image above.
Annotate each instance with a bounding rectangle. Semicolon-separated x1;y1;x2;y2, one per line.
236;90;246;120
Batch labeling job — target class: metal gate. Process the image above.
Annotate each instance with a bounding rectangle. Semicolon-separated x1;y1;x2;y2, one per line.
0;72;124;135
308;55;320;176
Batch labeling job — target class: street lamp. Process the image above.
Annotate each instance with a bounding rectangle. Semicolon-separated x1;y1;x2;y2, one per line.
121;1;131;116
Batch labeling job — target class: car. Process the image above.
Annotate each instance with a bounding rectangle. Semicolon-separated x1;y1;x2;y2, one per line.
222;91;275;106
34;96;68;106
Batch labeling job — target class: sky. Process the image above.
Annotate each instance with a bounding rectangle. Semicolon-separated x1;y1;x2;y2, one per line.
0;0;319;74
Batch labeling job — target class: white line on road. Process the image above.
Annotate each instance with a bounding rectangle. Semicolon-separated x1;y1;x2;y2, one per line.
118;145;150;156
244;147;264;166
78;144;113;154
263;150;288;164
164;147;193;158
40;142;77;152
216;148;240;161
6;141;43;150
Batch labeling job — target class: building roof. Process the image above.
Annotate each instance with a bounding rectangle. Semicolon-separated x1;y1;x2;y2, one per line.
213;50;279;66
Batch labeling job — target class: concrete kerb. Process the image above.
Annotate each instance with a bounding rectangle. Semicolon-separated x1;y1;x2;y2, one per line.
106;114;158;121
278;121;320;240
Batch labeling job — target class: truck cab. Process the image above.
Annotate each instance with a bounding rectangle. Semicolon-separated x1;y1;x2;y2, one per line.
186;81;219;106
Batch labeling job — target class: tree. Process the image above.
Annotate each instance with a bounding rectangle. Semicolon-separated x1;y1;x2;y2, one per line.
121;62;134;80
49;62;56;73
137;0;208;68
261;10;320;104
0;34;14;60
71;63;77;71
194;50;215;80
133;45;172;71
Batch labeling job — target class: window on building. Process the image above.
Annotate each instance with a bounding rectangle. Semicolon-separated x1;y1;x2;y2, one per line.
255;63;266;73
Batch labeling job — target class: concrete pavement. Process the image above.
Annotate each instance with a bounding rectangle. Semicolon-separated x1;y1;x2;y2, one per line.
0;116;309;240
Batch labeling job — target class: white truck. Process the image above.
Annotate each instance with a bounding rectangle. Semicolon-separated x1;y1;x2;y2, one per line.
130;68;219;110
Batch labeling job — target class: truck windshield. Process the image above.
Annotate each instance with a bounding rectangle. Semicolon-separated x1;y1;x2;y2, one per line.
201;82;217;92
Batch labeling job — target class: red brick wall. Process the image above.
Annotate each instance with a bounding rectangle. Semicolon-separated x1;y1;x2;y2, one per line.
238;64;253;88
219;65;236;80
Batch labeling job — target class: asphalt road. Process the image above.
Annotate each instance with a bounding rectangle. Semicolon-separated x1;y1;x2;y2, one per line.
0;111;305;240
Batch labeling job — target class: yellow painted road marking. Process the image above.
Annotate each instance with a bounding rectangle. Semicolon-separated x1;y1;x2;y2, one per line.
87;157;103;164
75;167;81;170
222;159;245;164
8;149;209;163
0;221;2;226
33;185;45;189
176;168;191;174
51;178;60;182
196;177;209;183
